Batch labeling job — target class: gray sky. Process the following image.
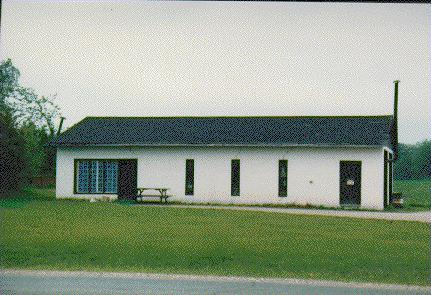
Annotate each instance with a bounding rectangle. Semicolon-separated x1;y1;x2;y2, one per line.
1;1;430;144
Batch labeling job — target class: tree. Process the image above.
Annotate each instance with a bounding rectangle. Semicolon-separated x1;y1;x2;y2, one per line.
395;140;431;180
394;143;413;180
411;140;431;179
1;59;61;187
0;59;60;136
20;122;47;177
0;111;28;196
0;59;20;104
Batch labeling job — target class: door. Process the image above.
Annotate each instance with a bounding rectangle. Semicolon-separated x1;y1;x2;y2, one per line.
340;161;361;206
118;159;137;199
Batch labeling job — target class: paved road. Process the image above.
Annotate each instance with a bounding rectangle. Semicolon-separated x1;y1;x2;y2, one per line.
139;204;431;223
1;270;429;295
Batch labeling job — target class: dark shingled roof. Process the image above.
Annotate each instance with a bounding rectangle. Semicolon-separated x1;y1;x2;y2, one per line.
49;116;394;148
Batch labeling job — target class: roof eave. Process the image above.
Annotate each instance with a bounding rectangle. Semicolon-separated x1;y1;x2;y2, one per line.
53;143;385;148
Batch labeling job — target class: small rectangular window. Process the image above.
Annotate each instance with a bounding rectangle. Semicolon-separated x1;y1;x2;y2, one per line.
383;150;388;207
185;159;194;195
231;159;240;196
279;160;288;197
388;153;393;198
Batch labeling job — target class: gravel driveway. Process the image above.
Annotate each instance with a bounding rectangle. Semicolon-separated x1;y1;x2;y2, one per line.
138;204;431;223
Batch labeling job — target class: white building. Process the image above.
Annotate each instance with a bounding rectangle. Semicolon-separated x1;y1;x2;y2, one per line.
51;112;398;210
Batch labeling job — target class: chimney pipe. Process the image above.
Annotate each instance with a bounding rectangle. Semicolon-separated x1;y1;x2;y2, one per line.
392;80;400;161
57;117;65;136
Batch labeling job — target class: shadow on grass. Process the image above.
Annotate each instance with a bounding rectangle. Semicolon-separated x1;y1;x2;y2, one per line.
0;186;56;208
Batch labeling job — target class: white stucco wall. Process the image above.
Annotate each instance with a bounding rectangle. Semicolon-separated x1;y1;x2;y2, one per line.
56;146;387;210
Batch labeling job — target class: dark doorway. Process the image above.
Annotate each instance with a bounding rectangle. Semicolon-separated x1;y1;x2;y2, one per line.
118;159;137;199
340;161;361;206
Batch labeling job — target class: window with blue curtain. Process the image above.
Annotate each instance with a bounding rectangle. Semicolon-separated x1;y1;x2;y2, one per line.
104;161;118;193
76;160;118;193
77;161;90;193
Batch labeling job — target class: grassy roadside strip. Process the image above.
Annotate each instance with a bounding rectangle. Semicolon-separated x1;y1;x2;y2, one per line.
1;198;429;286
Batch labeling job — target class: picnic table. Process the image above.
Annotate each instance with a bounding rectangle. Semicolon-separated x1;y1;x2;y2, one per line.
136;187;171;203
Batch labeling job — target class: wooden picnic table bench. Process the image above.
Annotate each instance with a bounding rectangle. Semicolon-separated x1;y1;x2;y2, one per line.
136;187;171;203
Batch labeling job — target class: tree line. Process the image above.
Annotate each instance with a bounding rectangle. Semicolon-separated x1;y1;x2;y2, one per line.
1;59;60;196
394;140;431;180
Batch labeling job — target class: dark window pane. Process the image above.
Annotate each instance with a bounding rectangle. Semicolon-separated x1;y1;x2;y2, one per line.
185;159;194;195
383;150;388;207
231;159;240;196
279;160;288;197
389;153;393;197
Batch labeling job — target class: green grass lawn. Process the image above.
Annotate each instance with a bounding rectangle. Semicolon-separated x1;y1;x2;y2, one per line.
0;187;430;286
394;179;431;210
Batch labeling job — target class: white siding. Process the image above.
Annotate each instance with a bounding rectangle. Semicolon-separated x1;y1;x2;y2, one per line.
56;146;385;210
